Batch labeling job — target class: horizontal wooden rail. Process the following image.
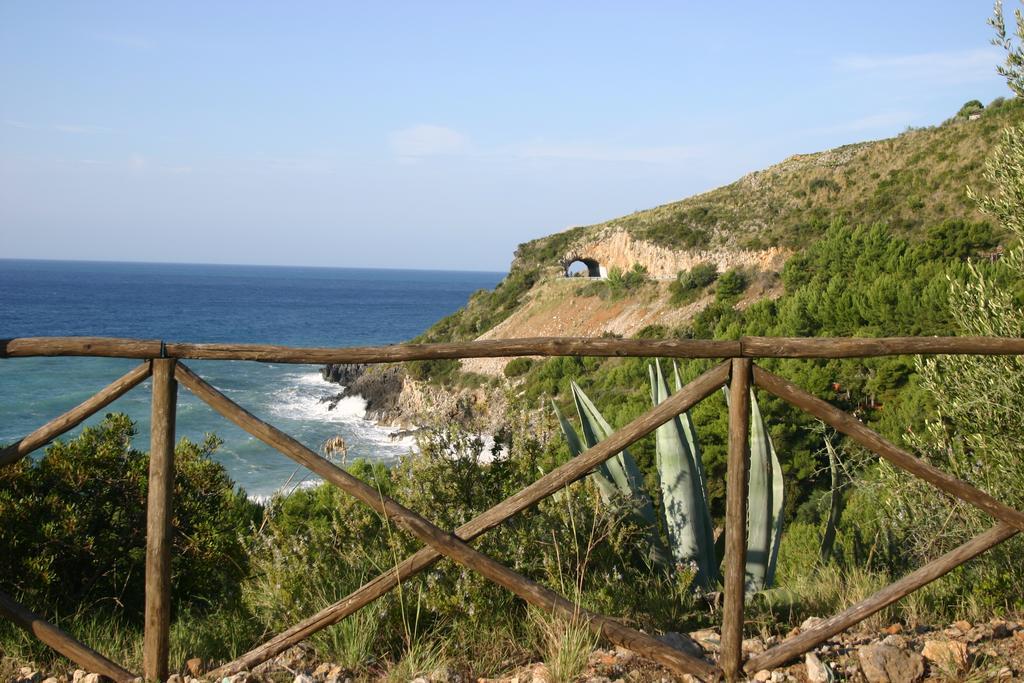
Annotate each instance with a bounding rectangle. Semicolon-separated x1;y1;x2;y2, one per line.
3;335;1024;364
176;363;722;682
747;521;1019;672
0;361;151;467
212;361;731;677
0;590;136;682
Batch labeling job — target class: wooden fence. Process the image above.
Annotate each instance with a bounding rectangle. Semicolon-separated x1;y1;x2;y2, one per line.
2;335;1023;683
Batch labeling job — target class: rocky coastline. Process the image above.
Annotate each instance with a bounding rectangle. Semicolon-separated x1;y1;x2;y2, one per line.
319;362;509;437
320;363;406;425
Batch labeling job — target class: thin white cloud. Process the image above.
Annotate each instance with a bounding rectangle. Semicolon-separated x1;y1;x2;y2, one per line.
2;119;34;130
835;47;1000;84
512;142;702;164
54;123;110;134
389;124;469;159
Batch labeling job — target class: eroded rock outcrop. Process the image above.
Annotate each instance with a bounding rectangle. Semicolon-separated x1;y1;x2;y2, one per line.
563;228;788;280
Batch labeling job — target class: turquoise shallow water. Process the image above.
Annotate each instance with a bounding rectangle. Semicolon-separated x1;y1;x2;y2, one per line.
0;259;504;498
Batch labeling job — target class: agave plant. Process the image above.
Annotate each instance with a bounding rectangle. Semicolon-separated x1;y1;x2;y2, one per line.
555;360;785;594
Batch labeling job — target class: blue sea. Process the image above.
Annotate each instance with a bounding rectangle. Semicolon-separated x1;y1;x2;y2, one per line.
0;259;504;498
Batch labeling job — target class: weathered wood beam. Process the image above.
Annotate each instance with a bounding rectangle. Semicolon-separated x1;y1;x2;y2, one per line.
209;361;730;678
4;335;1023;364
720;358;751;682
0;589;136;683
752;366;1024;533
746;522;1019;673
144;359;176;682
176;363;723;682
739;336;1024;358
0;361;152;467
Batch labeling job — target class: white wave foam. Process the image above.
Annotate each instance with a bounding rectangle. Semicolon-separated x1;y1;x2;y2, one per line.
260;369;419;460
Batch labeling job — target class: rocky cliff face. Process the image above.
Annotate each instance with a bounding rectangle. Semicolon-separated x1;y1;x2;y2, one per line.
565;228;788;280
320;363;404;423
321;363;507;432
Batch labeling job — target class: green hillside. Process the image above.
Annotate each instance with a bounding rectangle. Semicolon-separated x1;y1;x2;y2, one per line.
520;96;1023;261
417;98;1022;349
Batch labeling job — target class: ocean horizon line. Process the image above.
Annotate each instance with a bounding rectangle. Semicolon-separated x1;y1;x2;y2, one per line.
0;256;509;277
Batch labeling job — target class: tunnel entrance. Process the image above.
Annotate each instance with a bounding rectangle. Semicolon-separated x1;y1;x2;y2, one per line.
565;258;603;278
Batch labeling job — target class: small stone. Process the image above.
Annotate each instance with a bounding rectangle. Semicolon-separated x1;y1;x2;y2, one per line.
769;672;785;683
753;670;772;682
742;637;766;655
997;667;1013;680
858;643;924;683
41;678;59;683
990;620;1011;639
185;658;204;677
18;669;42;683
166;675;183;683
921;639;968;670
310;664;333;680
953;620;972;633
530;664;551;683
881;634;907;649
805;652;834;683
409;678;428;683
81;675;101;683
688;628;720;652
656;631;704;658
801;616;825;631
72;671;86;683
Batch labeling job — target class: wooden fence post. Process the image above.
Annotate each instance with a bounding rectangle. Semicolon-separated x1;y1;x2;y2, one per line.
144;358;177;681
721;358;751;682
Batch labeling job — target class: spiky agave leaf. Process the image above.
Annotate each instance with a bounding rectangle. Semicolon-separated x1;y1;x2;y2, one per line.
819;434;844;564
568;382;671;571
746;389;785;592
552;400;618;502
651;360;718;588
570;381;650;512
721;386;785;592
672;361;712;511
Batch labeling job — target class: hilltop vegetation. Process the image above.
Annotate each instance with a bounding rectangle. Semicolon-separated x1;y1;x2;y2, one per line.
534;96;1022;254
413;98;1022;351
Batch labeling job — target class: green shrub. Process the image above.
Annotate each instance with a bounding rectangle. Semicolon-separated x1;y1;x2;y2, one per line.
503;357;535;378
957;99;984;118
715;268;748;300
0;414;261;620
669;262;718;305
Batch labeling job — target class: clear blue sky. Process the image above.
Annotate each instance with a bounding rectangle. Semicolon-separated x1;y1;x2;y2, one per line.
0;2;1012;272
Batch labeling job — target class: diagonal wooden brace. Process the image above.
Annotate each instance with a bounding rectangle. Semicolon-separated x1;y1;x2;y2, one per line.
0;361;152;468
746;521;1019;672
177;362;725;682
0;589;137;682
211;361;730;678
752;366;1024;532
